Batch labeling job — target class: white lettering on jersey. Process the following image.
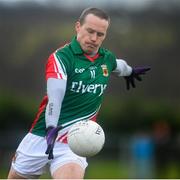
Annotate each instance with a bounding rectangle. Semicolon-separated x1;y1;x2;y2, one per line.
75;68;85;73
71;81;107;96
89;66;97;79
90;69;96;79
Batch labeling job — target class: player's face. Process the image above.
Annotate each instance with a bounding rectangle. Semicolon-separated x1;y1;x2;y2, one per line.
76;14;109;54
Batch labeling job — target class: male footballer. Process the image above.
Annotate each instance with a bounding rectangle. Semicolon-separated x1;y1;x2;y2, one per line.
8;7;150;179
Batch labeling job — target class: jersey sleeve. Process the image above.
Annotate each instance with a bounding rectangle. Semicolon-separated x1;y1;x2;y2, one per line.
106;50;117;71
113;59;132;76
46;53;67;81
45;78;67;128
111;52;117;71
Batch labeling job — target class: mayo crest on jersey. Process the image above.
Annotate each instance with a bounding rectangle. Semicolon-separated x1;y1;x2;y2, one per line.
30;36;117;137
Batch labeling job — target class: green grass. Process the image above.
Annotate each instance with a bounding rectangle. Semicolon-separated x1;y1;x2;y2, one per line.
1;160;180;179
85;159;128;179
0;160;126;179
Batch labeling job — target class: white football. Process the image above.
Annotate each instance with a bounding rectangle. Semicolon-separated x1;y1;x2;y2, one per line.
67;120;105;157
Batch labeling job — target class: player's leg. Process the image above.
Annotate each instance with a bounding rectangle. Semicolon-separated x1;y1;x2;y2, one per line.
7;167;40;179
8;167;26;179
50;142;88;179
52;162;85;179
7;133;49;179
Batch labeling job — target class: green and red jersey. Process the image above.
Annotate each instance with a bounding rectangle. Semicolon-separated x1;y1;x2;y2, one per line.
30;36;117;138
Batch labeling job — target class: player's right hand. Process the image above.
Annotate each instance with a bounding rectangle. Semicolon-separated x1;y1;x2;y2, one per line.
45;126;62;160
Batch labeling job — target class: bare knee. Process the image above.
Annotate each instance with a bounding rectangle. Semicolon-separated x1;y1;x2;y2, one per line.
7;167;40;179
7;168;26;179
52;162;85;179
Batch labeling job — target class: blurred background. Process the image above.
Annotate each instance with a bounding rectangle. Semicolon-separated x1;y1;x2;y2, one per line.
0;0;180;178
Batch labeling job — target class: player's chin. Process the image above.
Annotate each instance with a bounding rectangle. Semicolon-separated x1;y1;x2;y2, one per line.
86;47;98;54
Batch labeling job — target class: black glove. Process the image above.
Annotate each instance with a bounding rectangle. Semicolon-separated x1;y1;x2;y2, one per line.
124;66;151;90
45;126;62;160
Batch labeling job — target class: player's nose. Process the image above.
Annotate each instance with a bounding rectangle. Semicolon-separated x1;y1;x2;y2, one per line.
90;33;97;42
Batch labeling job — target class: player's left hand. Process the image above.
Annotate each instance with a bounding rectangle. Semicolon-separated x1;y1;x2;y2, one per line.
45;126;62;160
124;66;151;90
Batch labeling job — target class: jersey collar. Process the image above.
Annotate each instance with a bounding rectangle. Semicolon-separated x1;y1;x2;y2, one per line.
70;36;104;56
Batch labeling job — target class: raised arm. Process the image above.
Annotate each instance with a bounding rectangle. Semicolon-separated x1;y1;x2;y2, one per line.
113;59;151;90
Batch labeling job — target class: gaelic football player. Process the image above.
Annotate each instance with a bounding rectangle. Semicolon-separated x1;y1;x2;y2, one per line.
8;7;150;179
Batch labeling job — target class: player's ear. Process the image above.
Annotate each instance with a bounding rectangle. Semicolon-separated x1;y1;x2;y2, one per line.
75;21;81;33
